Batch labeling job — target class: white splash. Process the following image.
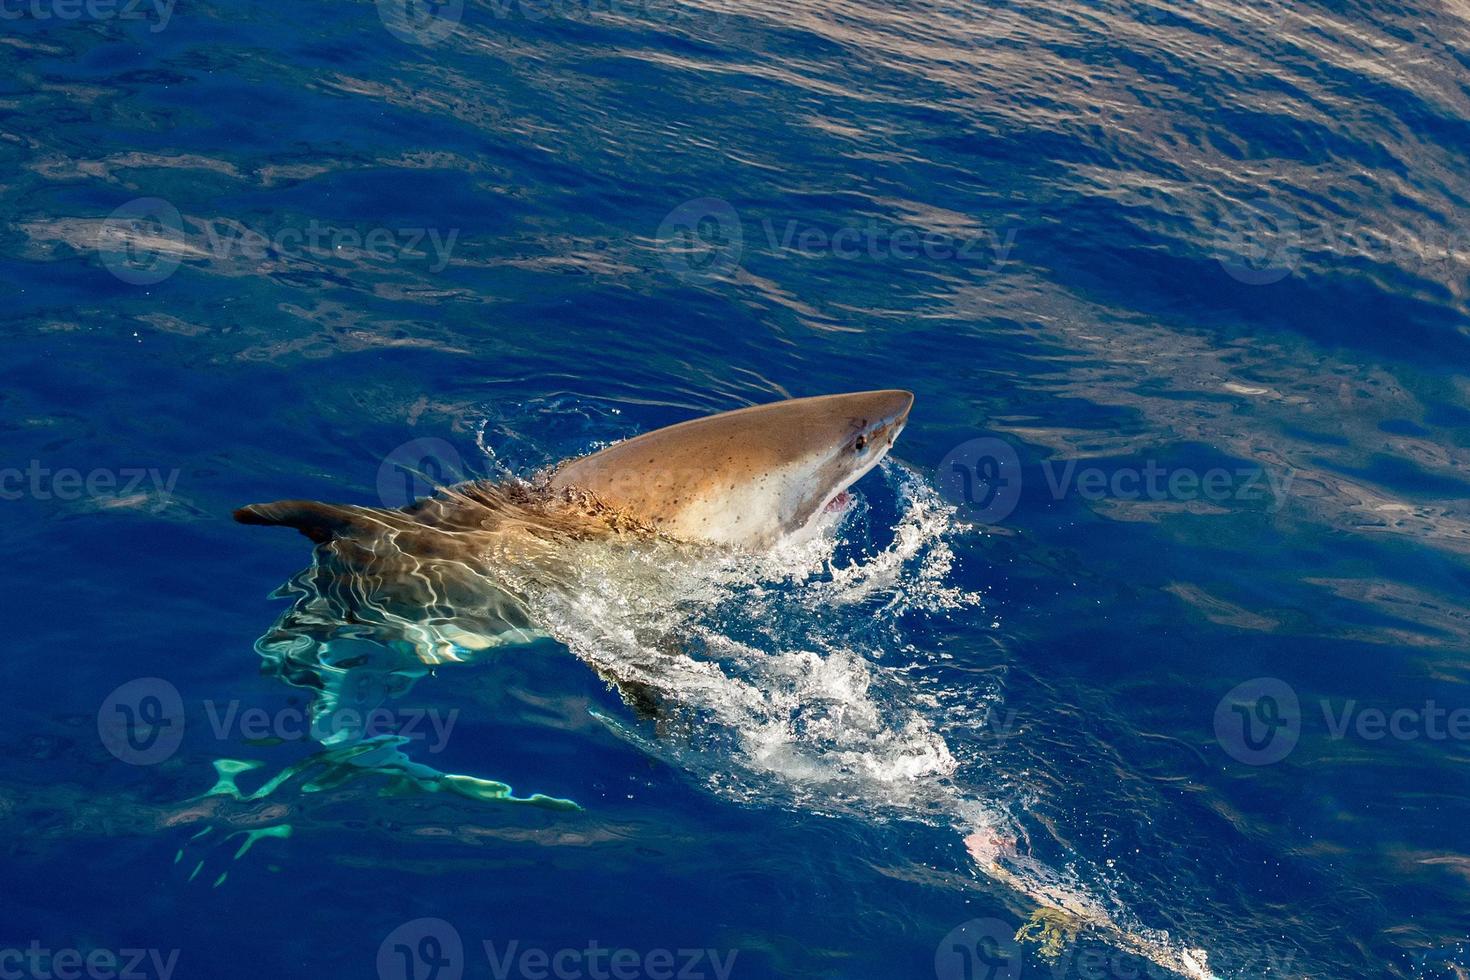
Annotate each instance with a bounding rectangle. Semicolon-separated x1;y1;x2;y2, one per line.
516;461;979;818
516;459;1223;979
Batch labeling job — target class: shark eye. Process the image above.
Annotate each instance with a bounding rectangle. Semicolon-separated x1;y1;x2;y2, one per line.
854;435;868;452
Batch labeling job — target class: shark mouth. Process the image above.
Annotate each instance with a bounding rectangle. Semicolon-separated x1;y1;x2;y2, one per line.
823;489;852;512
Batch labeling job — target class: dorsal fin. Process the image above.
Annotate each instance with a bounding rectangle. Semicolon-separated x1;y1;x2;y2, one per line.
233;500;398;544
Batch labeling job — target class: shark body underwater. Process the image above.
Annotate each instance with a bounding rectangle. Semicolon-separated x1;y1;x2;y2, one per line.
234;390;1220;980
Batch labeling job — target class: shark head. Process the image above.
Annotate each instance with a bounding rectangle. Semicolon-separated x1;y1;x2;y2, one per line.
548;389;913;549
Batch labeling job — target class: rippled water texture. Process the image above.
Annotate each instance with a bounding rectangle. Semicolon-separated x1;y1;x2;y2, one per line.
3;0;1470;977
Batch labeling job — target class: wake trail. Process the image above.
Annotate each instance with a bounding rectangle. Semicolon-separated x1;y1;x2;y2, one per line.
244;457;1223;977
521;461;1223;980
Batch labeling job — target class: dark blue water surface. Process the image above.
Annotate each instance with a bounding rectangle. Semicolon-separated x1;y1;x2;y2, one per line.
3;0;1470;977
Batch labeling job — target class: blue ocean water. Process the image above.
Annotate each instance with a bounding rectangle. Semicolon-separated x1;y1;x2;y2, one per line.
3;0;1470;977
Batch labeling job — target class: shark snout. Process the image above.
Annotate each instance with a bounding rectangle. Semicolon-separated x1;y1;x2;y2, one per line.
843;389;913;431
849;389;913;448
884;389;914;433
887;389;915;421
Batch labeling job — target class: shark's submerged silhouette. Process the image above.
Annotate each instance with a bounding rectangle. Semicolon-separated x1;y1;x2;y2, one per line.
235;390;1219;980
235;390;914;718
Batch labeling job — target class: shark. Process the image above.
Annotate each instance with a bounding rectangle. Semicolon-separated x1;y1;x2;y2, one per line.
233;388;1219;980
233;389;912;670
236;389;913;552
